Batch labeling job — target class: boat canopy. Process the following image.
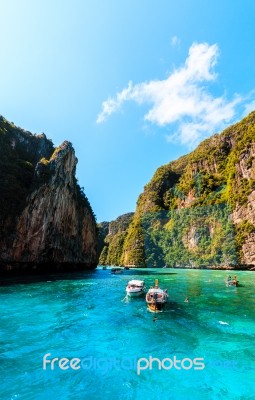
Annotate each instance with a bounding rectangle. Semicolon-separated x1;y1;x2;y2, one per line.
127;280;144;286
148;288;165;294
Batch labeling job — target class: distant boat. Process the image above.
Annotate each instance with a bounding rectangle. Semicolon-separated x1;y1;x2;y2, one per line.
126;280;145;297
225;275;239;287
102;266;107;270
111;267;123;274
225;279;239;287
146;279;168;312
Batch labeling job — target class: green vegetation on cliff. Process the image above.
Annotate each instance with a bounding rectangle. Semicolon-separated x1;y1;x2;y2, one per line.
98;213;134;265
142;205;237;268
112;111;255;268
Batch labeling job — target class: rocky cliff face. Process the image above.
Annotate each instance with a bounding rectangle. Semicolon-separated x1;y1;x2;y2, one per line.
98;213;134;265
106;111;255;269
97;221;110;256
232;190;255;265
0;116;98;273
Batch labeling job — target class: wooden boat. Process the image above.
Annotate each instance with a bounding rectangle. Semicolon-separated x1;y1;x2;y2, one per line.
146;279;168;312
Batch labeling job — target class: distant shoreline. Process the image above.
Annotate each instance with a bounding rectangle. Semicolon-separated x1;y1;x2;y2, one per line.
99;265;255;271
0;263;254;280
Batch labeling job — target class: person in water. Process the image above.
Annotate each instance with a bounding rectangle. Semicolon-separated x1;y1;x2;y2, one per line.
227;275;232;281
184;297;189;303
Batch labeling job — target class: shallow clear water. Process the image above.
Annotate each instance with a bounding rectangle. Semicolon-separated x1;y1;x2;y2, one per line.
0;268;255;400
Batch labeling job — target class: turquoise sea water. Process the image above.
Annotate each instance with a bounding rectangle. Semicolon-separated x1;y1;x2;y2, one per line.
0;268;255;400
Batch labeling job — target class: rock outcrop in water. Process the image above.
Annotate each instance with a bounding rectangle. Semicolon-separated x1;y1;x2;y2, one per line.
0;116;98;273
99;111;255;269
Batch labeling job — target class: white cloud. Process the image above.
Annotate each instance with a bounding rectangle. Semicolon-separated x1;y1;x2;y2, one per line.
97;42;248;146
171;36;180;47
244;99;255;115
96;81;133;124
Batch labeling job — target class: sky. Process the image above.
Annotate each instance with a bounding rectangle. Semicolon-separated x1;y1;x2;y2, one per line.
1;0;255;222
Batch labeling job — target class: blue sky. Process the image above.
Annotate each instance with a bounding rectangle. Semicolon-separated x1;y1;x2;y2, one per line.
1;0;255;222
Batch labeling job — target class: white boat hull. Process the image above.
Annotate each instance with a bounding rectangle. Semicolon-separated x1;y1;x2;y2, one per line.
226;280;239;287
125;280;145;297
126;289;144;297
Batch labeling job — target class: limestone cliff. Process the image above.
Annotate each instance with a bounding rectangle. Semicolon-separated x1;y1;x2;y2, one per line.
0;116;98;273
98;213;134;265
118;111;255;269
